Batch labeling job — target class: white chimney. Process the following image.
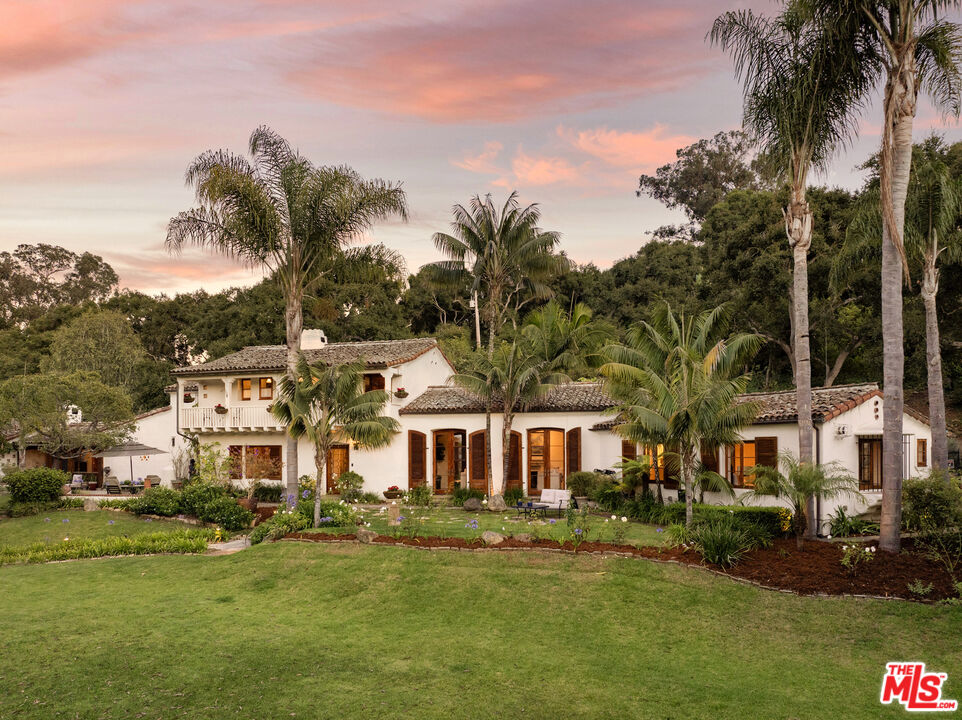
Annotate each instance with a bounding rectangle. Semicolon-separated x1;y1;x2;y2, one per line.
301;329;328;350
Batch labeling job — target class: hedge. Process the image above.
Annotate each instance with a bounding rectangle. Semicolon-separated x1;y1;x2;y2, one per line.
0;529;217;566
653;502;789;537
3;468;69;503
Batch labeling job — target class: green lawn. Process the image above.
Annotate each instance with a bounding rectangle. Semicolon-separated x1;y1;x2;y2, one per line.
335;505;667;545
0;510;193;548
2;542;960;719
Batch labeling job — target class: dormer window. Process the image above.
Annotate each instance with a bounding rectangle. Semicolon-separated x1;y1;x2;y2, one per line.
240;378;252;401
363;374;385;392
259;377;274;400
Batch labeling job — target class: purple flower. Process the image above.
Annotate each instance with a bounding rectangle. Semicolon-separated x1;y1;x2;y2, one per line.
398;515;406;521
108;520;115;525
287;494;296;504
656;527;664;533
302;489;310;499
44;518;50;523
574;528;582;535
62;519;69;523
548;519;556;525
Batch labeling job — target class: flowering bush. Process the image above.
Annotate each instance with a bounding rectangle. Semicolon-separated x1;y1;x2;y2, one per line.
249;506;310;544
405;485;432;507
198;497;253;531
294;499;358;527
839;543;876;575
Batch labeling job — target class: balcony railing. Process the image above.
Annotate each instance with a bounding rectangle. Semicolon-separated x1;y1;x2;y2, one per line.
180;406;283;431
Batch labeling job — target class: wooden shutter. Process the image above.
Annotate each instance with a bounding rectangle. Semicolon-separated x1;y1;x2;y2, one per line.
506;432;522;490
566;428;582;474
469;430;487;490
699;443;719;473
917;438;928;467
621;439;637;462
755;437;778;469
408;431;426;486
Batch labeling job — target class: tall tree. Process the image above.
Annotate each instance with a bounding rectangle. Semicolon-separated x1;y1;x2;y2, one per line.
271;356;398;527
712;8;872;537
798;0;962;551
167;126;407;503
842;137;962;469
602;304;761;526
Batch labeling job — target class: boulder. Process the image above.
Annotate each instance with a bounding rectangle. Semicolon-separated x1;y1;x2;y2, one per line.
481;530;506;546
513;533;533;543
487;494;507;512
356;527;378;543
463;497;482;512
84;498;101;512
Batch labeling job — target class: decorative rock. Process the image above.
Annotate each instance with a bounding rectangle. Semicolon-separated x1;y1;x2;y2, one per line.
356;527;378;543
487;494;507;512
83;498;101;512
463;497;482;512
513;533;533;543
481;530;506;545
388;503;401;526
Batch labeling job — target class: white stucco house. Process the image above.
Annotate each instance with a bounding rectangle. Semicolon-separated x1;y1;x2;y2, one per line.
168;330;931;530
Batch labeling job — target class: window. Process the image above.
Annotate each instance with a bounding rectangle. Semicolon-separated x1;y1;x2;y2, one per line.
244;445;282;480
240;378;252;401
917;438;927;468
259;377;274;400
528;428;565;492
859;438;883;490
228;445;243;480
363;374;385;392
727;441;756;488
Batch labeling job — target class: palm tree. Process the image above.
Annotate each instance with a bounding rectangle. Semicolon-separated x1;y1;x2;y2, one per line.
746;451;861;549
429;192;565;357
712;8;873;539
602;304;761;527
795;1;962;551
270;356;399;527
840;136;962;470
166;126;407;503
522;300;610;379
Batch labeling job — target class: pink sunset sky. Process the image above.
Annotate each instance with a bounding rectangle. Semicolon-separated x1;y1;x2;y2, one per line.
2;0;961;294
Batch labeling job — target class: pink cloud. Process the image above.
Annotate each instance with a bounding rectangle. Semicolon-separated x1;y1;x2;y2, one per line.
557;124;695;171
509;151;580;186
107;249;263;294
287;0;715;122
453;141;504;174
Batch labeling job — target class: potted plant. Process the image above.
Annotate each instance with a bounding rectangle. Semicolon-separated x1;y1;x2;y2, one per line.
183;393;195;403
214;403;228;415
384;485;403;499
394;387;409;399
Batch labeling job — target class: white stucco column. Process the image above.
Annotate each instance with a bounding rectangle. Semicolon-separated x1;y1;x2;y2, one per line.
223;378;234;408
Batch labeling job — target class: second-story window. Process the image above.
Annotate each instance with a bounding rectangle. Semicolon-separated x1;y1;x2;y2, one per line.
240;378;252;401
363;374;385;392
259;377;274;400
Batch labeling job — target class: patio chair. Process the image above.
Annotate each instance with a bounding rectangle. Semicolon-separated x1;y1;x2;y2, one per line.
539;489;571;517
70;474;85;493
104;477;122;495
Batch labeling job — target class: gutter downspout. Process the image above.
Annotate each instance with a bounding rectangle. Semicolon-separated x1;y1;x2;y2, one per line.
814;424;822;536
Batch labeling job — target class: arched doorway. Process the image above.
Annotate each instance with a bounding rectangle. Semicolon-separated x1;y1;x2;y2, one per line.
527;428;565;495
433;429;467;493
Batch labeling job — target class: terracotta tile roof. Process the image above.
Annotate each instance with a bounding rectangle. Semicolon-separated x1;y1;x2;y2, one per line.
164;382;198;393
400;382;617;415
172;338;440;376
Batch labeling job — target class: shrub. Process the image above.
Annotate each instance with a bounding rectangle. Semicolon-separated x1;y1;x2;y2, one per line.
98;499;134;510
0;529;216;566
129;487;182;517
180;482;230;518
691;519;752;568
902;471;962;531
405;485;432;507
198;497;253;531
663;523;693;547
249;507;311;544
253;483;283;503
567;471;604;497
294;499;358;527
335;471;365;502
503;487;525;507
358;491;382;504
3;468;68;503
452;487;485;507
695;505;786;539
828;506;879;537
594;484;625;512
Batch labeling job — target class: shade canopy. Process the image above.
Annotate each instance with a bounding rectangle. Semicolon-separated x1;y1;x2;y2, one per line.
94;442;168;458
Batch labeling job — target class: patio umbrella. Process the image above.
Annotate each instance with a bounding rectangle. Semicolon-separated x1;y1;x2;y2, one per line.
94;442;168;483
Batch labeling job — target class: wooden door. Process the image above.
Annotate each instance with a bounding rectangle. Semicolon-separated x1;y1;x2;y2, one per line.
408;431;426;488
506;431;522;492
469;430;487;492
326;445;350;494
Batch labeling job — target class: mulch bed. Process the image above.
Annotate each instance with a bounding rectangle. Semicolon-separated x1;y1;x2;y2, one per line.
282;531;958;603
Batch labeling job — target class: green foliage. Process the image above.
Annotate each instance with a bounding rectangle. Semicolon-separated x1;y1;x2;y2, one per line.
0;529;215;566
902;471;962;531
839;543;876;576
907;579;934;598
7;497;83;518
358;492;382;504
193;443;236;487
180;482;231;518
335;471;365;502
253;484;283;503
664;523;693;548
451;487;485;507
566;471;606;498
249;507;311;545
405;485;432;507
691;518;753;568
827;506;879;537
295;499;358;527
3;468;68;504
502;487;525;507
198;497;253;531
129;488;182;517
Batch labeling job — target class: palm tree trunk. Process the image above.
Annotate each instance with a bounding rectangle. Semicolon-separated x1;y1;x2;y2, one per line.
472;291;482;351
284;293;303;507
650;445;662;505
683;444;695;527
879;54;916;553
484;406;494;497
786;189;816;539
921;261;948;470
500;414;513;497
313;446;327;528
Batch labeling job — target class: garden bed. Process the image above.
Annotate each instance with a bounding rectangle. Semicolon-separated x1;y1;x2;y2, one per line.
283;532;958;602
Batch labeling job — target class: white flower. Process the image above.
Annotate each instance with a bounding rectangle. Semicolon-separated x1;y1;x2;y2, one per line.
482;499;488;504
604;519;609;523
870;546;876;553
827;534;832;540
611;515;617;520
621;517;628;523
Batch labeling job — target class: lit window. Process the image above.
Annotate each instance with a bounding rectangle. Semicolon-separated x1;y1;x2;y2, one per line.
240;379;251;401
259;377;274;400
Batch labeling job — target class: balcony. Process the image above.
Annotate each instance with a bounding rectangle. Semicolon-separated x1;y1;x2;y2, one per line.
180;406;283;432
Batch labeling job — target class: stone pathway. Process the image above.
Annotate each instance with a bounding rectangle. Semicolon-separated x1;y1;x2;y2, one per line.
206;536;251;555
